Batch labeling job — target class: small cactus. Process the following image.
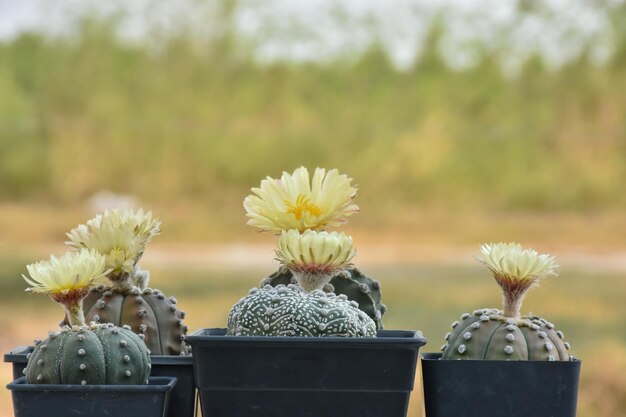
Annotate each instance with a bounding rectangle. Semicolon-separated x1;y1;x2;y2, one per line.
80;270;188;356
260;266;387;329
26;324;150;385
228;230;377;337
442;243;572;361
228;284;376;337
65;209;188;355
21;249;151;384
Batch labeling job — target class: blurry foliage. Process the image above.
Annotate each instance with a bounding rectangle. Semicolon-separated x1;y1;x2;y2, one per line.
0;7;625;212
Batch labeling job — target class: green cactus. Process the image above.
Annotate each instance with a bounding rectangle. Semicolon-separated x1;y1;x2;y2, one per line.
441;243;572;361
441;309;571;360
26;323;151;385
22;249;152;384
260;266;387;329
81;273;188;356
227;284;377;337
24;324;151;385
64;209;188;355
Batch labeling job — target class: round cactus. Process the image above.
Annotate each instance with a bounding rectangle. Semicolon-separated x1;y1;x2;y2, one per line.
22;249;152;384
260;266;387;329
441;243;572;361
65;209;188;355
227;284;377;337
81;275;188;356
441;309;571;360
26;323;151;385
237;169;379;338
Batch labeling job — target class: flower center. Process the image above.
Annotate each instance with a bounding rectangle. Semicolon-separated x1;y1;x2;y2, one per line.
284;194;322;220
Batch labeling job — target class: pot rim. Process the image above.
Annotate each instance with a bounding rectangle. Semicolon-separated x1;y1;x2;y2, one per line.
6;376;177;392
421;352;581;363
186;328;427;347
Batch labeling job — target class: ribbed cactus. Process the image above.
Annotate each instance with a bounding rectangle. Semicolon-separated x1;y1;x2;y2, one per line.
227;284;377;337
21;249;152;385
26;323;151;385
65;209;189;355
81;275;188;356
260;266;387;329
441;243;572;361
441;309;571;360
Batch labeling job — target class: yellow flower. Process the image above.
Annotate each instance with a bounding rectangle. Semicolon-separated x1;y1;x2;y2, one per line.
23;249;108;295
275;229;356;275
477;242;559;282
65;208;160;278
244;167;359;233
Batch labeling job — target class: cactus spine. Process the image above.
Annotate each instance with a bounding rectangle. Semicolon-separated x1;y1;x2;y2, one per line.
441;243;572;361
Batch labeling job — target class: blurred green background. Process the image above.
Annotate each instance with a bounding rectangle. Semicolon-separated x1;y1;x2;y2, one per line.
1;1;626;416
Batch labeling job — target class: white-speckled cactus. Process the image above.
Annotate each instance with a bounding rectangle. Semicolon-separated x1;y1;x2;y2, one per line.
441;243;572;361
243;167;388;329
21;250;151;384
227;229;377;337
228;284;376;337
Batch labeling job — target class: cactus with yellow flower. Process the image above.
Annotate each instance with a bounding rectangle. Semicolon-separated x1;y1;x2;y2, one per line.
22;250;151;385
65;209;188;355
228;167;382;337
441;243;572;361
243;167;387;329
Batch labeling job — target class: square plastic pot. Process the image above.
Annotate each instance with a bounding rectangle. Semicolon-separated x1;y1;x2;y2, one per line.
5;346;195;417
7;376;176;417
420;352;581;417
185;328;427;417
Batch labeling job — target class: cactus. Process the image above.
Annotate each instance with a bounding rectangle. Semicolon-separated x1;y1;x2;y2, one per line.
26;324;151;385
81;275;188;355
22;249;151;385
236;168;378;338
228;284;376;337
441;243;572;361
260;266;387;329
65;209;189;355
229;230;377;338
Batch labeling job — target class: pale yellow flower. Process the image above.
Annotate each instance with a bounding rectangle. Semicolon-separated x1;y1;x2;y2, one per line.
244;167;359;233
275;229;356;275
65;208;160;277
23;249;108;295
477;242;558;282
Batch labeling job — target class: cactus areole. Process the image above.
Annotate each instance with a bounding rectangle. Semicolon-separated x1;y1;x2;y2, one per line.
442;243;572;361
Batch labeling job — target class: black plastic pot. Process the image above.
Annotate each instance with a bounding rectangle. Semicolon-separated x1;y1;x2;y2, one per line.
420;353;581;417
7;376;176;417
4;346;195;417
185;328;427;417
